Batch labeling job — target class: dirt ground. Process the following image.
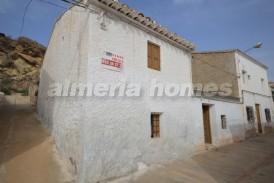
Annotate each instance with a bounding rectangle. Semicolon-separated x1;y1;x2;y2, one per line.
0;104;273;183
0;105;73;183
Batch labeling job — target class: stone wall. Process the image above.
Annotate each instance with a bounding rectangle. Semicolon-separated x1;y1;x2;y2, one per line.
192;52;240;98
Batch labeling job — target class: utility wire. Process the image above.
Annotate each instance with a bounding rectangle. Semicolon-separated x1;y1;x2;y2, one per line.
59;0;87;8
20;0;33;35
58;0;98;13
19;0;91;36
39;0;67;9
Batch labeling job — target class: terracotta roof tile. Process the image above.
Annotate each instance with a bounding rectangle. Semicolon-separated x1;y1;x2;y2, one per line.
89;0;195;51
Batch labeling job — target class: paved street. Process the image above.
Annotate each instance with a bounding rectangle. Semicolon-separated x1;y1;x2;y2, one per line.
0;104;273;183
112;133;274;183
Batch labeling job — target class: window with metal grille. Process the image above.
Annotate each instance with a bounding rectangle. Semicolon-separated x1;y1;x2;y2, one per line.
148;41;160;71
246;106;255;124
221;115;227;129
151;113;160;138
265;108;271;123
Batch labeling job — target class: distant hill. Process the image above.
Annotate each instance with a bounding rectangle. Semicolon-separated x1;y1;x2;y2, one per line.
0;33;46;95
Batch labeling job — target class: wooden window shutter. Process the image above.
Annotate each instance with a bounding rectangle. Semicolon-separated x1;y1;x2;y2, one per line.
148;42;153;68
153;45;160;70
151;113;160;138
148;42;160;71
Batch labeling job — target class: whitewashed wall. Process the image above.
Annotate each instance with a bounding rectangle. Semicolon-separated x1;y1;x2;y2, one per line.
37;4;252;183
37;5;206;183
37;6;91;179
197;98;245;146
242;92;274;131
235;52;274;132
236;52;270;96
81;4;205;182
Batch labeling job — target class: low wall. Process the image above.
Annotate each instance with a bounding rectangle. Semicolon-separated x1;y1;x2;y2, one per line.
0;95;31;106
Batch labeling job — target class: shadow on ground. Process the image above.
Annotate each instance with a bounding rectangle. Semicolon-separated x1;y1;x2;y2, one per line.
0;101;71;183
0;103;48;165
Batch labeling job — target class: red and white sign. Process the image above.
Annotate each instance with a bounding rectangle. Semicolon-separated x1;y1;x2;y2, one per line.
101;51;124;71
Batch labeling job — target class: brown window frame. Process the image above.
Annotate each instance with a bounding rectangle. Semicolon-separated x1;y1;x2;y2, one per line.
147;41;161;71
151;113;160;138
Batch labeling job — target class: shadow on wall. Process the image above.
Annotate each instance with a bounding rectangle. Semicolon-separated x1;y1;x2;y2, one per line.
243;122;274;138
215;122;257;146
264;122;274;133
227;121;274;142
37;69;79;176
37;68;56;133
227;122;246;143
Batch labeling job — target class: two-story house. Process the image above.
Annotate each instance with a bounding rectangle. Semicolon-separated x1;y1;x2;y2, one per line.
37;0;203;182
193;49;273;138
269;81;274;102
37;1;273;183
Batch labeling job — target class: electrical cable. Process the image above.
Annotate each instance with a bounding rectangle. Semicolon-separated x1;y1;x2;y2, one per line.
20;0;33;35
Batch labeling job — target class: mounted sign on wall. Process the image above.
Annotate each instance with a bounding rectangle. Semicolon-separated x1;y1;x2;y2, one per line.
101;51;124;72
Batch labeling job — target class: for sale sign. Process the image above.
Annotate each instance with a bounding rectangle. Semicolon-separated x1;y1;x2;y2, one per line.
102;51;124;72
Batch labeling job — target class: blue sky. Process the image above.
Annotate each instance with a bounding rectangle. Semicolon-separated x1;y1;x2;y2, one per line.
1;0;274;79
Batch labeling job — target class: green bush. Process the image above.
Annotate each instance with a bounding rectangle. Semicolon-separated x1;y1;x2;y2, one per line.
16;88;29;96
2;78;12;86
1;88;11;95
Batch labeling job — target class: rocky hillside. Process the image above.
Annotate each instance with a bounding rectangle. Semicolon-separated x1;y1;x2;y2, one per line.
0;33;46;95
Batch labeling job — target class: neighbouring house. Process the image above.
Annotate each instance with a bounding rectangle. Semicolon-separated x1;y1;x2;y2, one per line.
269;81;274;102
193;49;274;137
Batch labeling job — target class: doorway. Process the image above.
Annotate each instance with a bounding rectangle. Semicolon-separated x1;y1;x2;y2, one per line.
255;104;263;133
202;105;212;144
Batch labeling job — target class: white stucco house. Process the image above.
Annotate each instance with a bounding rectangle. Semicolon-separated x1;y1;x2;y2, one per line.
193;50;274;139
236;50;274;134
37;0;272;183
38;0;202;182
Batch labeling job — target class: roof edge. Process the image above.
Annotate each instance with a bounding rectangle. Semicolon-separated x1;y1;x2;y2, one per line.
88;0;195;52
235;49;268;69
193;49;268;70
193;49;237;54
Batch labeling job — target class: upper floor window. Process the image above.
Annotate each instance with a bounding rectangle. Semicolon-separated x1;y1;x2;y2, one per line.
242;70;247;83
261;78;265;86
148;41;160;71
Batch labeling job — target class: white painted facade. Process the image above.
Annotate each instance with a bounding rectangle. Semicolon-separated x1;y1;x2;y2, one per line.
37;2;270;183
37;5;204;183
235;51;274;133
197;98;245;146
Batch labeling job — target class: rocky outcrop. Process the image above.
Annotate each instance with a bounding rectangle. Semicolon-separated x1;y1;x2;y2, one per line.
0;33;46;95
